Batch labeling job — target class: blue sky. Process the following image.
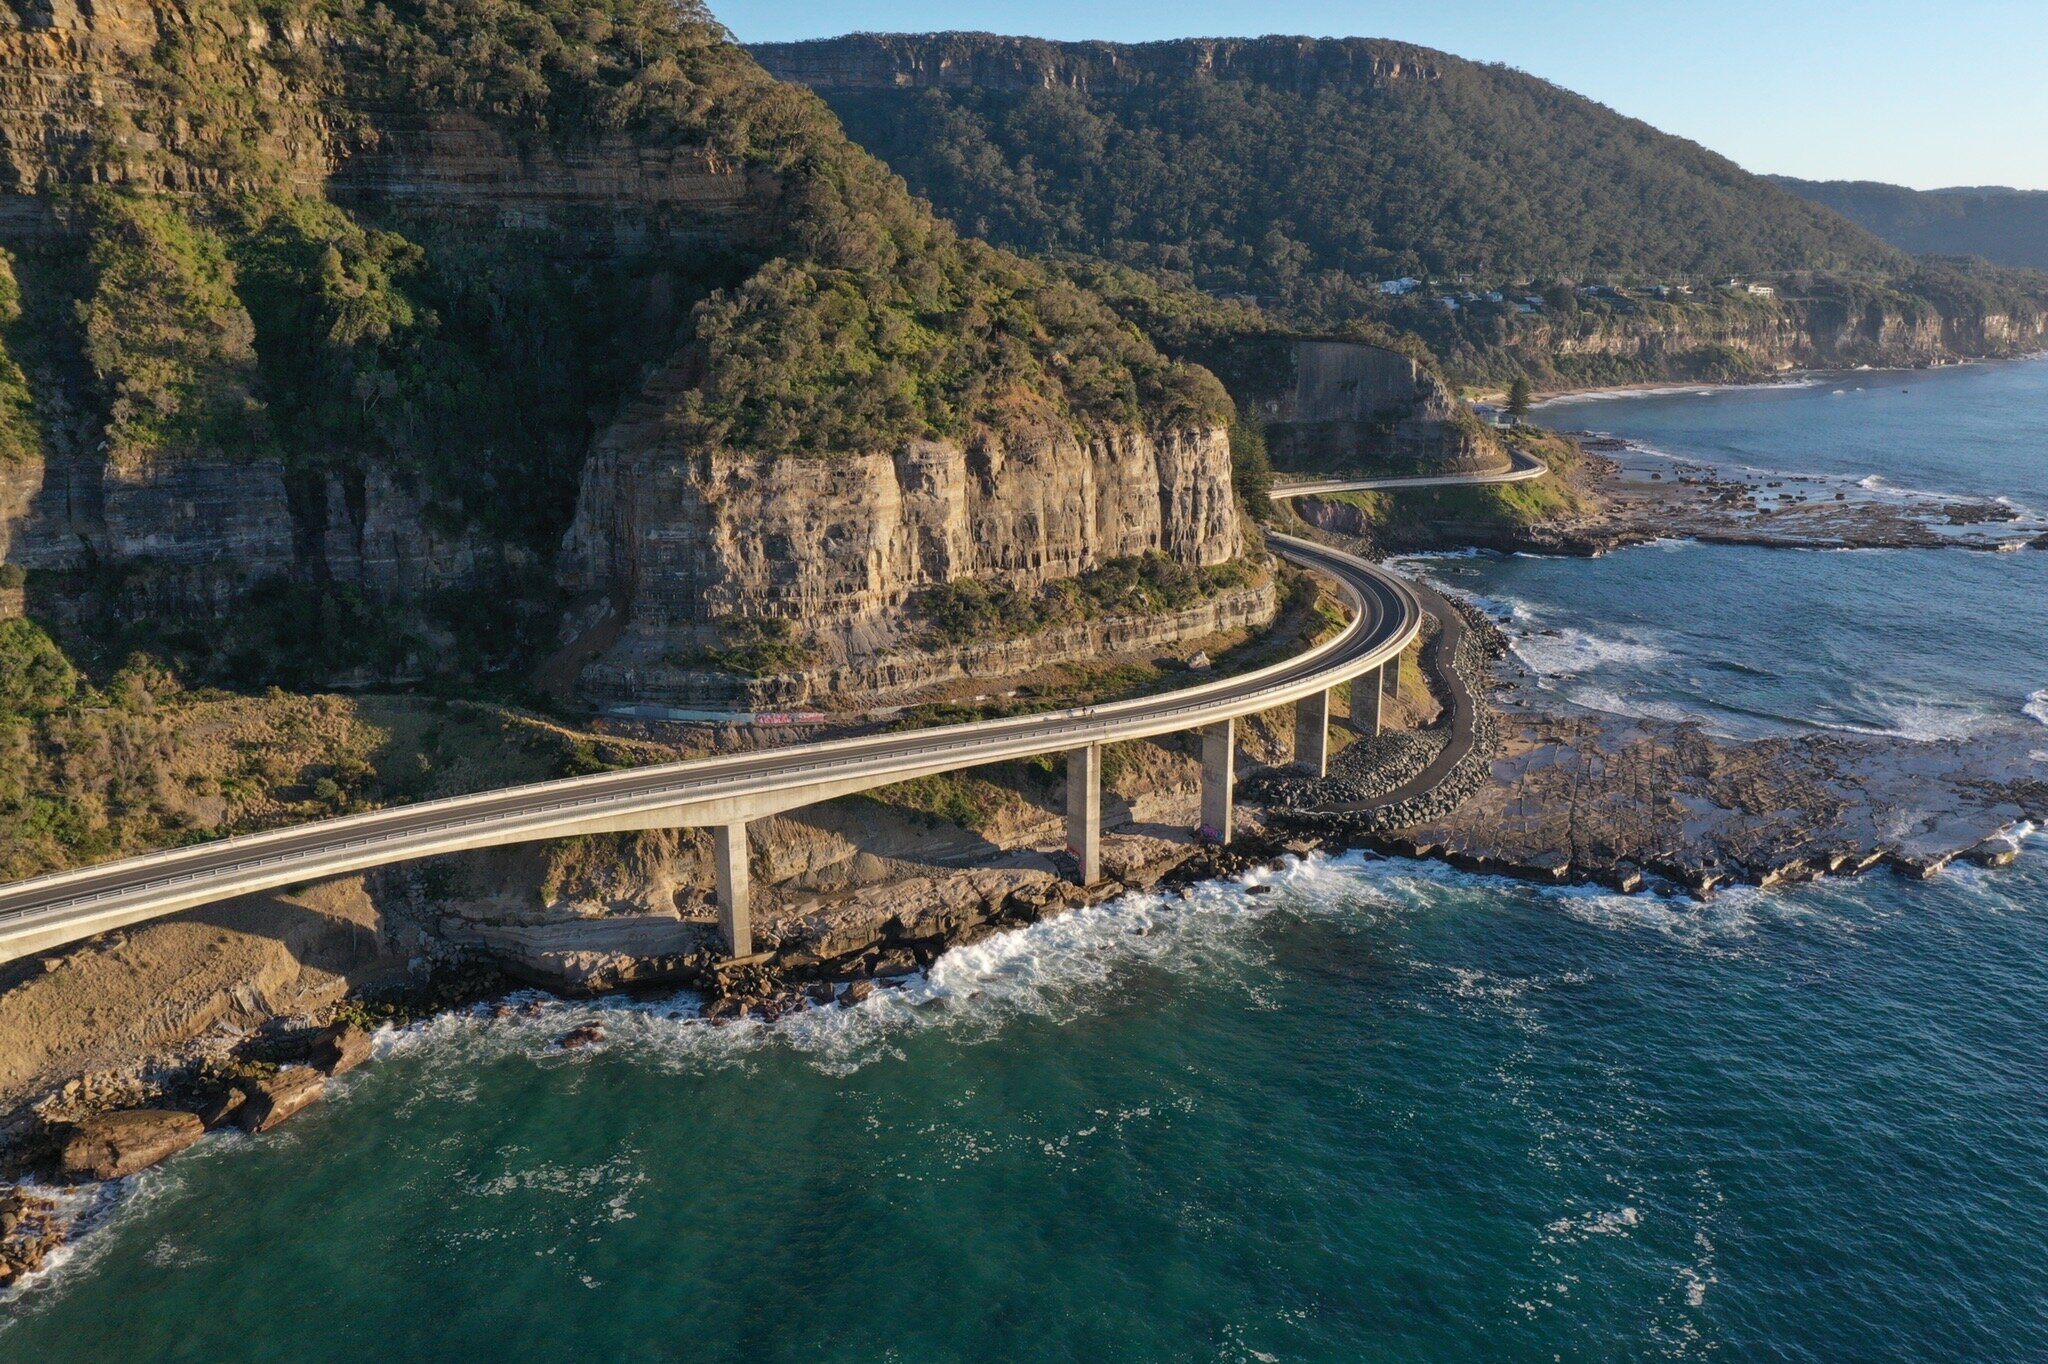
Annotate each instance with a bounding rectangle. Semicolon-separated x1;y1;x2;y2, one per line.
715;1;2048;191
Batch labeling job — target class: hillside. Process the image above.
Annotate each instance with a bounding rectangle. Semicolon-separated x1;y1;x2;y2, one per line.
0;0;1239;703
753;33;1902;310
1771;178;2048;271
754;35;2048;388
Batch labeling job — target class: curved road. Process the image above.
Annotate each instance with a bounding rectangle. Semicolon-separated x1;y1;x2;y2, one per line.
1268;446;1541;817
1269;445;1548;501
0;449;1546;965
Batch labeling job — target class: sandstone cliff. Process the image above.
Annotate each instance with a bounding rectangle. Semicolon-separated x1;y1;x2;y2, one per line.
753;31;1443;98
1255;340;1503;475
1476;296;2048;388
561;409;1244;704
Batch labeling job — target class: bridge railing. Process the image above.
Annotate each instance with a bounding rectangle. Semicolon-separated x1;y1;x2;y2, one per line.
0;539;1419;929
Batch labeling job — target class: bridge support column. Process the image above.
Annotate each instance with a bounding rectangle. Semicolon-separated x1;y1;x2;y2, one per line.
1065;743;1102;884
1294;689;1330;778
713;822;752;959
1353;666;1384;739
1386;648;1404;702
1199;719;1235;844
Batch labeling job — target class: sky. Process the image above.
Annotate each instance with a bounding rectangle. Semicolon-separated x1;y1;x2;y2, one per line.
714;1;2048;192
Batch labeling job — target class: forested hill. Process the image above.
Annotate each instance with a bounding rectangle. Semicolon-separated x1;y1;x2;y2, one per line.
1771;178;2048;272
752;33;1901;314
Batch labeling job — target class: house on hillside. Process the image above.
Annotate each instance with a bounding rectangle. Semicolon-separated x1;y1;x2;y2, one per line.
1379;277;1422;296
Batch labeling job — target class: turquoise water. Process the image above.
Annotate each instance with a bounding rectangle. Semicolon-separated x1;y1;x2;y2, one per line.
4;363;2047;1361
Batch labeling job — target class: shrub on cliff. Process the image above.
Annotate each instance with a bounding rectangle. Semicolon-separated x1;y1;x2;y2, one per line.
0;620;77;719
351;0;1232;453
919;552;1260;644
0;249;41;468
71;190;266;468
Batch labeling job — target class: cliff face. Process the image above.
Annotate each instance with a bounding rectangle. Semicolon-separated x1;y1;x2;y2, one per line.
753;32;1442;98
1257;340;1503;474
1488;298;2048;386
0;0;334;211
562;405;1242;703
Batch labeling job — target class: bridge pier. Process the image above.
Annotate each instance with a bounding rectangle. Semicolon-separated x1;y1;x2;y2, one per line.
1386;648;1404;702
1352;666;1384;738
1199;719;1235;843
1065;743;1103;883
1294;689;1330;778
712;821;752;958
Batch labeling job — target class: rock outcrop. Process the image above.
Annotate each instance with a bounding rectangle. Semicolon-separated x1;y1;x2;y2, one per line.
0;0;1250;702
1499;299;2048;382
236;1067;324;1133
58;1108;204;1181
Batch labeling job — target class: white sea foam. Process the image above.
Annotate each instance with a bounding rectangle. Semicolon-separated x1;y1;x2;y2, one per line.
1825;698;1989;744
1566;688;1702;726
2025;689;2048;728
1510;625;1669;678
1545;1206;1642;1239
379;863;1334;1085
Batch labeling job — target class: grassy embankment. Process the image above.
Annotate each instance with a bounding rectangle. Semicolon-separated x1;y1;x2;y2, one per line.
0;615;668;882
1303;429;1595;546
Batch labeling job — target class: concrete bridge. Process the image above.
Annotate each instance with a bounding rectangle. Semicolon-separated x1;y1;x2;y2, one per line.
0;452;1543;966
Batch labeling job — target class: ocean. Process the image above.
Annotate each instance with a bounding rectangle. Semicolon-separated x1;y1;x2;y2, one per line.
3;361;2045;1362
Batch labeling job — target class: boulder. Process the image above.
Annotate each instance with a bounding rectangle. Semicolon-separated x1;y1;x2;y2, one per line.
237;1068;326;1134
559;1024;607;1050
308;1023;374;1077
58;1110;205;1181
841;980;876;1007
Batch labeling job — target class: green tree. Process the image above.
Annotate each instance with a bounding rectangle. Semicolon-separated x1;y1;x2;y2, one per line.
1506;377;1534;421
1228;407;1274;517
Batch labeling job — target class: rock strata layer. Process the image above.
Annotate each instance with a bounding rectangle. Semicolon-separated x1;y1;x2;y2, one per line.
561;419;1244;704
237;1067;325;1134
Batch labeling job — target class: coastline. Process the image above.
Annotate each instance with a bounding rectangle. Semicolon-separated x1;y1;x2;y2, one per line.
1521;351;2042;408
11;375;2048;1303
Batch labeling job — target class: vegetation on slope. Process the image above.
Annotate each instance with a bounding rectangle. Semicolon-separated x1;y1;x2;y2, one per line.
759;34;1901;314
0;251;41;468
1305;429;1594;544
917;551;1262;646
1773;177;2048;272
0;617;665;880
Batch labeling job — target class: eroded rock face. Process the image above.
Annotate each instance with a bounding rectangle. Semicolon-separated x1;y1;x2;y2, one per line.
561;416;1243;702
58;1108;204;1181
